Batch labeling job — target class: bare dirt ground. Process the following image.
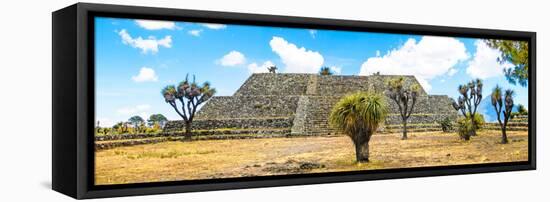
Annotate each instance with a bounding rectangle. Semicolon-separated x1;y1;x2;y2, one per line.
95;130;528;185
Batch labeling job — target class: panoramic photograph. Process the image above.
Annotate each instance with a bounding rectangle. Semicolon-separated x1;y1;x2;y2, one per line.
94;17;529;185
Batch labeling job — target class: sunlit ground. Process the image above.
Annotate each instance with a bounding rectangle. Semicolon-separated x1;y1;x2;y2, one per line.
95;130;528;185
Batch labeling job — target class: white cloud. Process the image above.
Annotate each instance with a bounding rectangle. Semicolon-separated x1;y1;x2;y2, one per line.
118;29;172;54
466;40;513;79
116;104;151;119
309;30;317;38
96;117;115;128
200;23;227;30
132;67;158;82
135;19;177;30
329;66;342;74
447;68;458;76
247;61;275;73
188;29;203;37
117;104;151;115
359;36;469;91
219;51;246;66
269;36;324;73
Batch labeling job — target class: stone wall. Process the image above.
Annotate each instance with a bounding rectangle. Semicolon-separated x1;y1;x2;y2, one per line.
289;95;457;135
312;75;427;96
164;117;293;132
234;73;310;96
195;95;300;119
164;73;458;136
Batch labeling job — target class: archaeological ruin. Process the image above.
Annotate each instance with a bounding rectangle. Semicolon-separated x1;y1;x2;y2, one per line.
163;73;459;136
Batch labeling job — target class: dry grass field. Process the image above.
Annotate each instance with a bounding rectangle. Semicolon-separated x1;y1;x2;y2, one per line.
95;130;528;185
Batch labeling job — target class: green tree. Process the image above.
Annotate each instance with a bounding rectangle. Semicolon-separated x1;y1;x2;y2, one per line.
517;104;528;115
319;66;333;75
113;121;129;134
386;77;420;140
147;114;168;127
162;74;216;140
128;116;144;134
485;40;529;86
452;79;483;140
491;86;514;144
329;92;388;162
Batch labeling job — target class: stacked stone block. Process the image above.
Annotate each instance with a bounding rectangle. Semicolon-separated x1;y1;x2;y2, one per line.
163;73;458;136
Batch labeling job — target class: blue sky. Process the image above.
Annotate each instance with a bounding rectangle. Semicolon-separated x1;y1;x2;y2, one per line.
95;17;529;127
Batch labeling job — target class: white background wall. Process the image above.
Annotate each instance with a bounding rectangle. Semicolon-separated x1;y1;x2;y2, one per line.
0;0;547;201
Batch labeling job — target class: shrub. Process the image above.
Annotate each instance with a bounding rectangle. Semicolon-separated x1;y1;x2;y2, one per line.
145;127;162;134
517;104;528;115
470;113;485;131
456;113;485;140
438;117;454;132
457;118;474;140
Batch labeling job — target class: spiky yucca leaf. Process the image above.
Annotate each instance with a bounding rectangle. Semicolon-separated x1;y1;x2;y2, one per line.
161;85;177;102
329;92;388;137
491;85;502;106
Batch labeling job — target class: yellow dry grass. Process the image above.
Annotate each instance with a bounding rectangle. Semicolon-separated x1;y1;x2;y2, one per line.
95;130;528;185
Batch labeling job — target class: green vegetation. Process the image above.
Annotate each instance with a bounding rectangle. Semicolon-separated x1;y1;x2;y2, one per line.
457;112;485;140
329;92;388;162
386;76;421;140
147;114;168;127
128;116;145;134
319;66;333;75
162;74;216;140
515;104;528;117
517;104;528;115
438;117;454;133
95;114;167;136
484;40;529;86
491;85;515;144
452;79;483;140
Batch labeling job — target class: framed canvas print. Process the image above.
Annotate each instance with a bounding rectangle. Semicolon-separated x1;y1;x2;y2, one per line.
52;3;536;199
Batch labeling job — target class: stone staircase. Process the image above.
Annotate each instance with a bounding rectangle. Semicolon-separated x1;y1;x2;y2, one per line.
291;96;339;135
302;96;340;135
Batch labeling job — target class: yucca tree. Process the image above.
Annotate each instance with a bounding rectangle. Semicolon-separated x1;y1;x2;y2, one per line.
162;74;216;140
452;79;483;140
319;66;333;75
329;92;388;162
268;65;277;73
491;86;514;144
147;114;168;128
386;77;420;140
128;116;144;134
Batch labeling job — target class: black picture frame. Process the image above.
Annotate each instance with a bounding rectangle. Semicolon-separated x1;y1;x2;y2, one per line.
52;2;536;199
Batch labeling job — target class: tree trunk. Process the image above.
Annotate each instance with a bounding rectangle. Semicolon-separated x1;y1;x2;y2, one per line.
354;134;370;162
470;118;477;136
501;127;508;144
401;120;408;140
184;122;192;140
